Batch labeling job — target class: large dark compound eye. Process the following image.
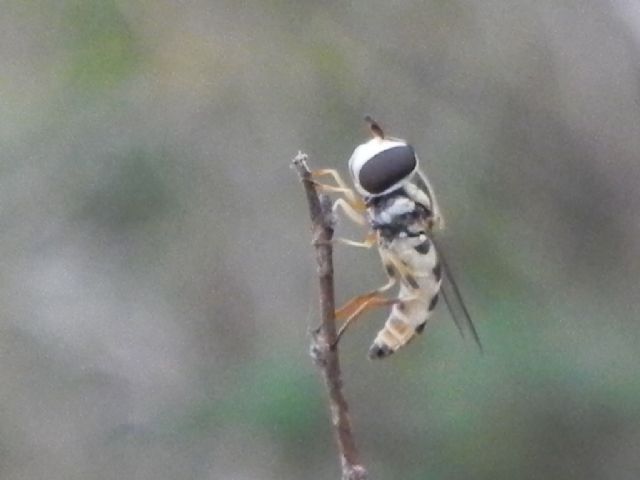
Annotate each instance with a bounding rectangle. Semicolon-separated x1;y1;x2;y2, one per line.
358;145;417;194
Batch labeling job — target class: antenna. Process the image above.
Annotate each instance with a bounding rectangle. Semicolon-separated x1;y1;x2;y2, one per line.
364;115;384;139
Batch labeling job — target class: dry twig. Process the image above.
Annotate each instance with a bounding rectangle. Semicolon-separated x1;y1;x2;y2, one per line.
291;152;368;480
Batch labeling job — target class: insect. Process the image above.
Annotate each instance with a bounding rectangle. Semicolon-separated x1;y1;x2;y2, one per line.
312;117;482;359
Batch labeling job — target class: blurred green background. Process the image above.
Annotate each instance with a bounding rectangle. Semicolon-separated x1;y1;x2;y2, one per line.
2;1;640;479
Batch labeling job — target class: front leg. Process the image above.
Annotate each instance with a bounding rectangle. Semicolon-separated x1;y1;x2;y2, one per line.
310;181;368;229
312;168;359;196
311;168;366;213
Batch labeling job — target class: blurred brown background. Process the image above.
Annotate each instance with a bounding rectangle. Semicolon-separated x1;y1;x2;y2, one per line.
1;1;640;479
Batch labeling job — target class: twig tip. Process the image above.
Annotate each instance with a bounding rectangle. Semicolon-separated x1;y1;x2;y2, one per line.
291;151;309;169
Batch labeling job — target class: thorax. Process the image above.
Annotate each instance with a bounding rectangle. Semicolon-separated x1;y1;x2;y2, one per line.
366;189;432;247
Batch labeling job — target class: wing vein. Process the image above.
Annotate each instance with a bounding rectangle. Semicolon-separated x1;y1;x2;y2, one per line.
432;236;483;353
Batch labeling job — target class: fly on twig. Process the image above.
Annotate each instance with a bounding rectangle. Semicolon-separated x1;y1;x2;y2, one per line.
311;117;482;359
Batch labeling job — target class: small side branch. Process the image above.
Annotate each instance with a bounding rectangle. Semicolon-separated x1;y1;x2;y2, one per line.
291;152;368;480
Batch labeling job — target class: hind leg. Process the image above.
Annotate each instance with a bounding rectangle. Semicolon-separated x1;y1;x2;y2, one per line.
330;265;398;344
334;295;400;345
334;275;396;322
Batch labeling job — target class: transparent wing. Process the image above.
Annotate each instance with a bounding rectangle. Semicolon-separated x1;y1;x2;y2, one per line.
430;236;483;353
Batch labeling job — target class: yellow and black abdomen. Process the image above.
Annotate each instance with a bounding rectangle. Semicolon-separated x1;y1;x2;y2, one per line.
366;188;443;359
369;233;442;359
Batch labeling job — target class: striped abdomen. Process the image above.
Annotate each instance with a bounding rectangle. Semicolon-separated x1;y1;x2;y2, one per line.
369;233;442;359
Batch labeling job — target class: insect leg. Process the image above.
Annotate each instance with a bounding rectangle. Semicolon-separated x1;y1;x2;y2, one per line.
310;169;366;212
332;198;367;226
336;290;424;348
331;264;398;344
335;295;399;344
336;231;376;249
311;168;356;195
334;274;396;321
309;181;368;230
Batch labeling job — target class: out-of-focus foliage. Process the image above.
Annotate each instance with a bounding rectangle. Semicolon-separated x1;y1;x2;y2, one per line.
2;1;640;479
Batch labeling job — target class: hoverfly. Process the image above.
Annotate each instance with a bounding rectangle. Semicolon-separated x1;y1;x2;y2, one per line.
312;117;482;358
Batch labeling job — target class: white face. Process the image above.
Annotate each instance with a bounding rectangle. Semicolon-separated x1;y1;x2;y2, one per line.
348;137;417;197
